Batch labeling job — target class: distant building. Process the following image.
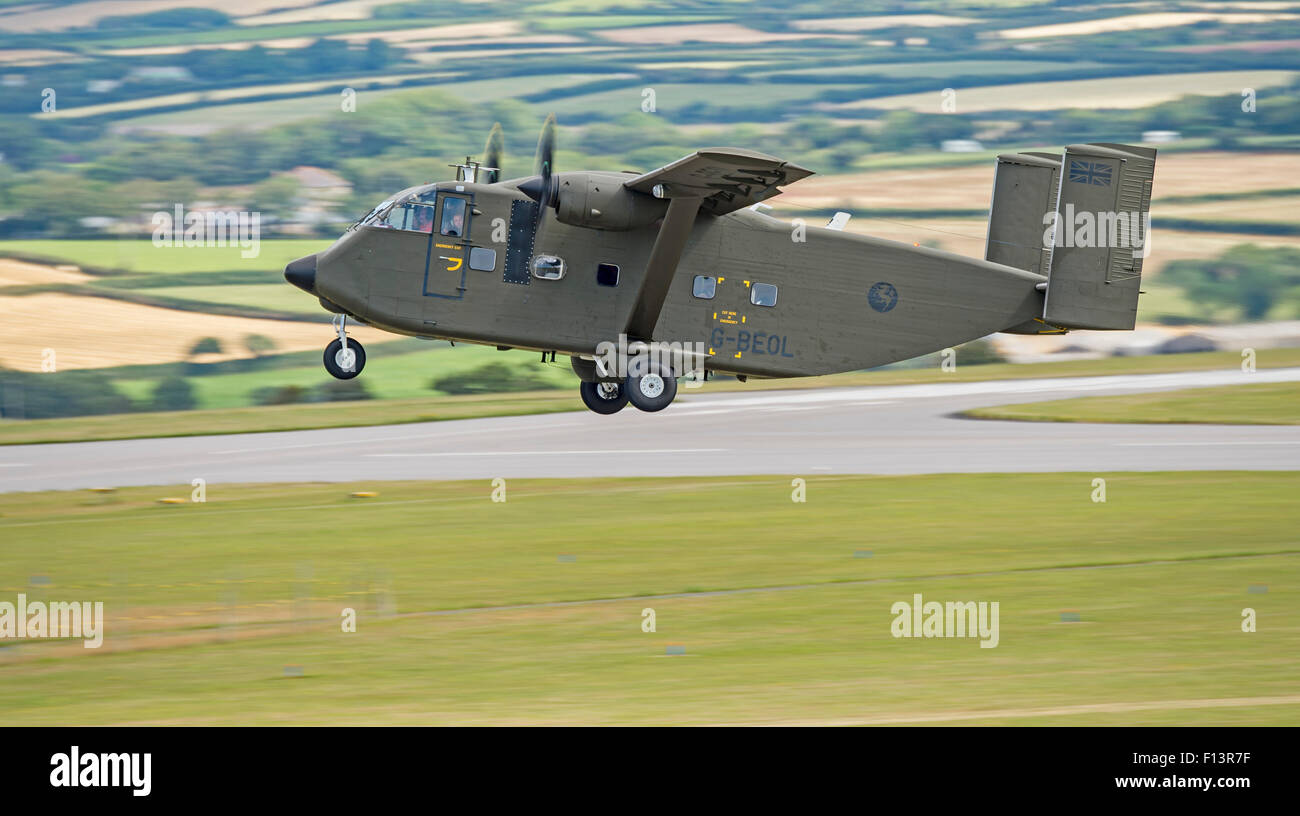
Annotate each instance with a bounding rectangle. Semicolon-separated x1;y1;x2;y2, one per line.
279;166;354;231
1142;130;1181;144
941;139;983;153
283;166;352;198
126;66;194;83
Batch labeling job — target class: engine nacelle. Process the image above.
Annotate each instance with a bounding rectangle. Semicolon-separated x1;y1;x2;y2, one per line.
555;171;667;231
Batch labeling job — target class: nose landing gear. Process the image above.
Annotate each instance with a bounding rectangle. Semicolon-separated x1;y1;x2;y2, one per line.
324;314;366;379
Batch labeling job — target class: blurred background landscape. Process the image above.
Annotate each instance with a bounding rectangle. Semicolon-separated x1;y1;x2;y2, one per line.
1;0;1299;422
2;1;1298;727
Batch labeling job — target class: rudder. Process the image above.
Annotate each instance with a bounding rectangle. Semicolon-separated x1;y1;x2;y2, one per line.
1042;143;1156;330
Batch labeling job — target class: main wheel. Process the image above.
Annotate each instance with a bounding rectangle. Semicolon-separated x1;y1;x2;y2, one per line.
625;360;677;412
580;380;628;414
324;337;366;379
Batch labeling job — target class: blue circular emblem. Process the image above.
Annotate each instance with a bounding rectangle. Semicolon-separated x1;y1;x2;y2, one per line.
868;282;898;313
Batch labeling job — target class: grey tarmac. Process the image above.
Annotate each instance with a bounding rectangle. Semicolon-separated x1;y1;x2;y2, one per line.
0;367;1297;493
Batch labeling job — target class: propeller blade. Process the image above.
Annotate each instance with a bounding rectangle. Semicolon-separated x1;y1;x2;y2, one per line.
519;114;560;260
533;113;556;181
483;122;504;184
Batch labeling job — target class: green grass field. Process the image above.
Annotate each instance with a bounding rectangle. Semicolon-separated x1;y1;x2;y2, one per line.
0;472;1295;725
968;381;1300;425
0;240;327;275
0;390;581;446
111;74;612;133
131;284;348;317
112;342;578;409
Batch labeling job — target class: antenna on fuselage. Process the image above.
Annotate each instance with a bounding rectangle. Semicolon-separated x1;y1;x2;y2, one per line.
451;156;497;184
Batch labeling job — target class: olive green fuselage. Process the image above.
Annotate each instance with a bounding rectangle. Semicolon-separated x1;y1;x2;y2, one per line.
313;178;1046;377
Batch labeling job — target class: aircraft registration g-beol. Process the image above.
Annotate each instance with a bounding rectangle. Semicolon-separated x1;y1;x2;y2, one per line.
284;116;1156;414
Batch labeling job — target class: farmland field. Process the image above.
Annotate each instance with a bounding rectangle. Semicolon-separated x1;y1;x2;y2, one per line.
0;240;326;275
0;292;393;371
132;284;333;316
830;70;1299;113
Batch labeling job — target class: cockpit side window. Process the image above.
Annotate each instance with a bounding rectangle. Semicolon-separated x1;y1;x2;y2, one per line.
440;197;468;237
370;202;435;233
357;198;395;229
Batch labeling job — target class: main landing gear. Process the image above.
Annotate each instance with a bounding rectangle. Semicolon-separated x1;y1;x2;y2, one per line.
324;314;366;379
574;357;678;415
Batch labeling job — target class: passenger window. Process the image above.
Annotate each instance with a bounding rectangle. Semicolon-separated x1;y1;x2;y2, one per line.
597;263;619;287
440;197;468;237
469;247;496;272
532;254;566;280
751;282;778;307
693;275;716;299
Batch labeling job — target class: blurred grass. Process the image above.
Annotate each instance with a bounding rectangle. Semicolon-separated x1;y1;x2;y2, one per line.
967;381;1300;425
131;284;326;316
0;391;579;446
0;240;326;275
0;472;1295;724
112;343;576;409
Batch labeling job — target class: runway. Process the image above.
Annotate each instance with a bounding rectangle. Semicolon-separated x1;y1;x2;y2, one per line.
1;367;1298;493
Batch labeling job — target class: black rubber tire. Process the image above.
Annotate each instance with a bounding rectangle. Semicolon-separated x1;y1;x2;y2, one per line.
579;380;629;414
324;337;366;380
625;360;677;412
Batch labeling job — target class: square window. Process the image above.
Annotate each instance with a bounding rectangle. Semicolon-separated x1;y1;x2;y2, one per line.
469;247;496;271
596;263;619;287
751;282;778;307
693;275;716;299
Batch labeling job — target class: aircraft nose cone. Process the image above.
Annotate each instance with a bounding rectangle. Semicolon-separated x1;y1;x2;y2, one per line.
285;254;317;294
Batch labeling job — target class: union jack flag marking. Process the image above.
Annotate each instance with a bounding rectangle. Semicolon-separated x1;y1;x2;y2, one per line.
1069;160;1112;187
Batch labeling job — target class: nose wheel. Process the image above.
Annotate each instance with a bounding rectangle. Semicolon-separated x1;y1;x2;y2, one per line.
324;314;366;379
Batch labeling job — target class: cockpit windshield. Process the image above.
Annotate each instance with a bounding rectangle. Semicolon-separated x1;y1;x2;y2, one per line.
351;198;395;230
352;187;438;232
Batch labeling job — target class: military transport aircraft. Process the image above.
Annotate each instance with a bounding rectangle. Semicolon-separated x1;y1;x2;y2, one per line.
284;117;1156;414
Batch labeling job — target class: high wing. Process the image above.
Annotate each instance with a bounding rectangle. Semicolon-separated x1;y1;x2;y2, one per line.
623;147;814;216
622;148;813;342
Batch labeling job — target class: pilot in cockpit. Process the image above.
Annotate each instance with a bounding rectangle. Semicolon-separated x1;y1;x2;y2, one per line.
445;211;464;236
